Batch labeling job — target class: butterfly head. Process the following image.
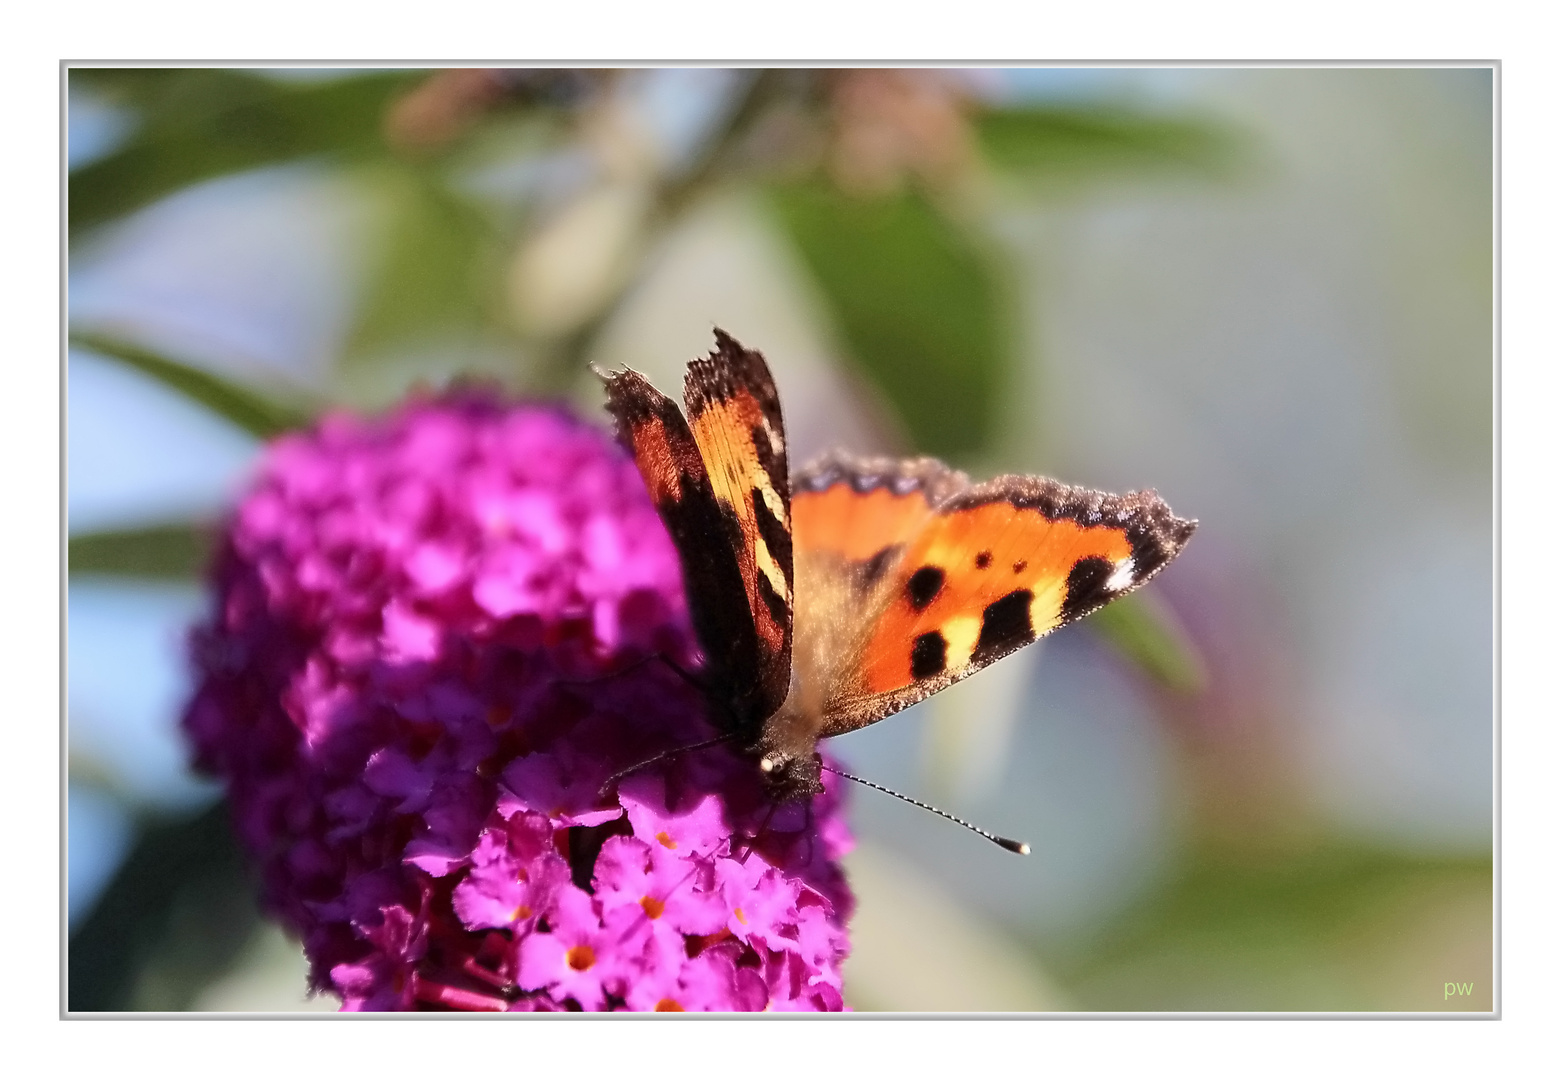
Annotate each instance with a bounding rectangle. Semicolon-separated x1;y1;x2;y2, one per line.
755;746;825;801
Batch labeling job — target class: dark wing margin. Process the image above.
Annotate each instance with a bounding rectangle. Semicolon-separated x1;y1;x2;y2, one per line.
685;329;789;504
794;450;969;502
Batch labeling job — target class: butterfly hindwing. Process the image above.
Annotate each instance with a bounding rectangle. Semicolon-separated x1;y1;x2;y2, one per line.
788;453;969;738
791;452;968;566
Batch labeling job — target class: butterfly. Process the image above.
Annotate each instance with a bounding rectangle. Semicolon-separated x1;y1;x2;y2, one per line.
601;330;1195;826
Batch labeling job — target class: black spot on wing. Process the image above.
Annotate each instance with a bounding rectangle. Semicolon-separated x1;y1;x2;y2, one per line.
971;589;1035;664
911;632;948;679
944;476;1195;592
975;551;992;569
1012;559;1027;574
1060;555;1114;624
906;565;945;612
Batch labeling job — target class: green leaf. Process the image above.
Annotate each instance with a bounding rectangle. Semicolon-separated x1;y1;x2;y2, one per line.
68;68;421;239
340;163;505;369
68;799;260;1011
975;105;1239;180
69;523;213;580
71;331;313;438
1087;593;1206;693
769;181;1010;459
1054;839;1492;1010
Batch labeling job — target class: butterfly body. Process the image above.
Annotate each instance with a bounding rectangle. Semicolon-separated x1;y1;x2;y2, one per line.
603;331;1196;806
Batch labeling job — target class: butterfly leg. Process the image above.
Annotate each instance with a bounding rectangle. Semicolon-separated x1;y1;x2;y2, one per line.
554;650;708;693
737;799;782;865
648;651;708;694
596;732;734;799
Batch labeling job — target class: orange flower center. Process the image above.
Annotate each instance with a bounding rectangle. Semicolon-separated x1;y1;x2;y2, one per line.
655;831;677;850
565;944;595;972
655;998;684;1012
640;895;666;919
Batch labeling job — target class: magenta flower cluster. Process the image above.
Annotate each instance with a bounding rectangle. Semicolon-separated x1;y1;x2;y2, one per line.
183;392;853;1011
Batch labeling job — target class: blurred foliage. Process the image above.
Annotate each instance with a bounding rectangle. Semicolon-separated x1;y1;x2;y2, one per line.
769;180;1009;459
69;800;260;1011
68;67;1306;1011
69;522;213;579
69;69;422;239
975;105;1240;179
71;331;314;437
1051;840;1493;1011
340;163;505;367
1087;594;1206;694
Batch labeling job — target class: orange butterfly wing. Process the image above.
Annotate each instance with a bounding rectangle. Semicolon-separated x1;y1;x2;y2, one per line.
791;459;1196;737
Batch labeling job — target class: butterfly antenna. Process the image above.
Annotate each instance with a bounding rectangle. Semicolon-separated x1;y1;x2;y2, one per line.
818;763;1030;855
597;733;734;799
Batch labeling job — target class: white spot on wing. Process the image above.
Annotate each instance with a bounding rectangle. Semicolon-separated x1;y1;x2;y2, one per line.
1105;557;1137;593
